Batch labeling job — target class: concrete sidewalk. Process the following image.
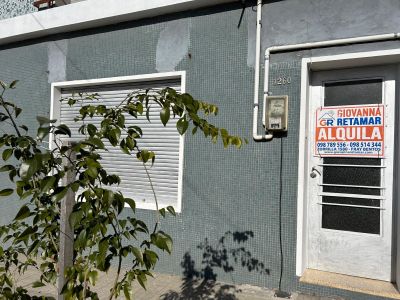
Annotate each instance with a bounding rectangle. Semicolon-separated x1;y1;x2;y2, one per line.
17;268;343;300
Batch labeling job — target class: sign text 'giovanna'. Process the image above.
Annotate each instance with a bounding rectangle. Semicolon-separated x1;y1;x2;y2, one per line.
315;104;384;157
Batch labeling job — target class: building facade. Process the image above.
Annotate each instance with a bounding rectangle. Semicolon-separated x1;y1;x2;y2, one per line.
0;0;400;299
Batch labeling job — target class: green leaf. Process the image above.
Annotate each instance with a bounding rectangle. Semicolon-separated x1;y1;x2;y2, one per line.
36;116;51;125
103;190;114;204
0;113;9;122
137;150;155;164
20;158;40;180
0;246;3;256
14;205;30;220
75;229;87;249
116;194;124;215
54;124;71;137
37;127;50;141
69;211;83;229
70;182;80;192
126;137;136;150
151;232;173;254
87;124;97;137
137;273;147;290
18;226;36;240
2;149;13;161
27;240;40;255
128;125;143;137
117;114;125;127
15;107;22;117
136;102;144;114
146;106;151;122
120;139;130;155
86;165;98;179
160;107;170;126
124;198;135;212
9;80;18;89
164;235;173;254
98;238;109;255
0;188;13;196
108;128;121;146
87;137;104;149
8;169;17;182
88;270;98;285
143;250;158;269
132;247;143;264
3;274;12;287
122;246;129;257
123;285;132;300
32;281;46;288
176;117;189;135
20;190;33;200
166;206;176;216
40;176;56;193
17;138;30;148
19;161;31;180
51;187;67;202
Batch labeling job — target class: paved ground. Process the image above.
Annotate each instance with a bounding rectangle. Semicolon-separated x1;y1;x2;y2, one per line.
16;268;343;300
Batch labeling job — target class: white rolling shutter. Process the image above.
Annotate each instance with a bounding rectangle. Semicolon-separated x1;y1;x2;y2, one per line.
59;78;183;211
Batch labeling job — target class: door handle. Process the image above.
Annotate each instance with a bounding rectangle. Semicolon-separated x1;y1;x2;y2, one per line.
310;166;322;178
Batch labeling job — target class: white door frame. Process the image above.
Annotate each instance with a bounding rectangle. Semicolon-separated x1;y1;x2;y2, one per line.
296;48;400;278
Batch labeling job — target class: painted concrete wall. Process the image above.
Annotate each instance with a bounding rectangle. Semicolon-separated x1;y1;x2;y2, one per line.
0;0;35;20
0;1;399;299
248;0;400;67
263;0;400;48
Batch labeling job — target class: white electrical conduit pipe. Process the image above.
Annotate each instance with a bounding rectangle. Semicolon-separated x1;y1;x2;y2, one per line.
253;0;271;141
253;0;400;141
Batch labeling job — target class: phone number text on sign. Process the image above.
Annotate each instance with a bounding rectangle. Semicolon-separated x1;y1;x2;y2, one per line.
315;104;384;157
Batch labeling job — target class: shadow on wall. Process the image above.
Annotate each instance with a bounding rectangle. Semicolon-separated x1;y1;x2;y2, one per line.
161;231;269;300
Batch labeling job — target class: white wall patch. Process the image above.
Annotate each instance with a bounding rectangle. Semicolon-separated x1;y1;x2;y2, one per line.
48;39;68;83
156;19;190;72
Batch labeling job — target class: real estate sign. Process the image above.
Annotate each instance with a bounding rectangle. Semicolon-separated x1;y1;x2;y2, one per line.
315;104;384;157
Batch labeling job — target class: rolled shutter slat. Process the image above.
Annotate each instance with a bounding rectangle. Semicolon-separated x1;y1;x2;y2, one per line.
60;79;182;208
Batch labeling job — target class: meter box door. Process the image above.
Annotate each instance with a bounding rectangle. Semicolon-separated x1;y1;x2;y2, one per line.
264;95;288;131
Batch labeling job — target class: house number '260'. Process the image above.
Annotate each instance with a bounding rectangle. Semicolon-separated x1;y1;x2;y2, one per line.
271;76;291;85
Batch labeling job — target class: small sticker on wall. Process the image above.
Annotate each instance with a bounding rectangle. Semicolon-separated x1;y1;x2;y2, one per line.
315;104;384;157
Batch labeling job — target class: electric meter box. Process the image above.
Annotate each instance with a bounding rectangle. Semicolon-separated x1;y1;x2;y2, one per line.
264;95;288;132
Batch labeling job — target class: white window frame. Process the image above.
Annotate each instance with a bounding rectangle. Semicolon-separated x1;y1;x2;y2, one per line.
50;71;186;213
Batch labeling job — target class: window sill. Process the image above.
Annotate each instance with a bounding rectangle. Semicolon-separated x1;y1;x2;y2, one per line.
300;269;400;299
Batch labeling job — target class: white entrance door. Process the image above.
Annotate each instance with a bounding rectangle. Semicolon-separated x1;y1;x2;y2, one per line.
307;65;396;281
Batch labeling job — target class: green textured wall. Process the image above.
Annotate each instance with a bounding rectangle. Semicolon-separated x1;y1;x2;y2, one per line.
0;41;49;224
0;2;398;299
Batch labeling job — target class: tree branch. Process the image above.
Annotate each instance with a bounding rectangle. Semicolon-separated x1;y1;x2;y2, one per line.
0;94;22;138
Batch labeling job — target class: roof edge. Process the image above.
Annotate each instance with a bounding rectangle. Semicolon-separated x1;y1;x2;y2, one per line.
0;0;234;46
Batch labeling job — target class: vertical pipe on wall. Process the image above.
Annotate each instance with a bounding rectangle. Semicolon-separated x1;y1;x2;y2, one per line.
253;0;273;141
